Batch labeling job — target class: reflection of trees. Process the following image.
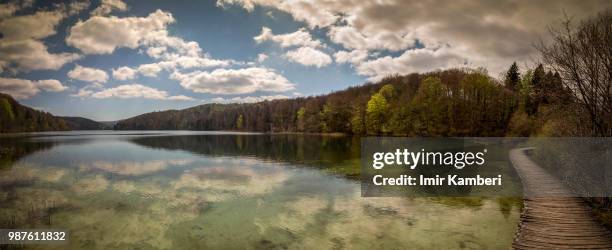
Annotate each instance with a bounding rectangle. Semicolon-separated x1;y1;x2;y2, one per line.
0;138;56;170
129;134;362;177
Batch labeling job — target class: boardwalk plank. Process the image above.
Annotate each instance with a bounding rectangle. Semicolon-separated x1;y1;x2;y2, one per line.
509;148;612;249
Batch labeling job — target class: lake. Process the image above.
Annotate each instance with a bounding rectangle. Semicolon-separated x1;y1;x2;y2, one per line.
0;131;521;249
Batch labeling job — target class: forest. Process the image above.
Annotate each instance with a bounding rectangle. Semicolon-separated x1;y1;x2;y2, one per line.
0;93;70;133
115;65;573;137
0;93;106;133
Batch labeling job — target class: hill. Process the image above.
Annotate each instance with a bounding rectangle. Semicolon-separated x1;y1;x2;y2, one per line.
115;68;569;136
0;93;70;133
0;93;109;133
59;116;108;130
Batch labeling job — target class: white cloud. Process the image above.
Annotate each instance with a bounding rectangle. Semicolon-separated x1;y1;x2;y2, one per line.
171;67;294;94
66;9;234;82
166;95;195;101
91;0;128;16
137;63;163;77
0;2;22;19
68;65;109;83
155;56;231;70
208;94;290;103
0;9;80;72
115;56;232;80
142;29;202;59
36;79;68;92
334;49;368;65
67;1;90;15
284;47;332;67
219;0;612;76
257;53;268;63
328;25;416;52
0;77;67;99
254;27;321;48
66;9;175;54
87;84;194;101
356;47;467;81
217;0;338;28
72;82;104;99
112;66;137;80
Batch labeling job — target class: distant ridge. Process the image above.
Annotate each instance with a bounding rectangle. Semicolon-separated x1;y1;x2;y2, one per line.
0;92;106;133
58;116;109;130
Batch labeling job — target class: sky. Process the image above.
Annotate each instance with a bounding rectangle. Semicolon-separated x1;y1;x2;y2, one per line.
0;0;609;121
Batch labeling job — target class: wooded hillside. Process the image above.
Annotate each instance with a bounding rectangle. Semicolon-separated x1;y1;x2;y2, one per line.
0;93;108;133
0;93;70;133
115;66;573;137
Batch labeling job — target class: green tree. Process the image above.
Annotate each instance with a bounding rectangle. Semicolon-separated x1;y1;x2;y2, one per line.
0;98;14;121
236;114;244;130
378;84;395;99
366;92;389;134
350;105;365;134
412;76;447;135
296;107;306;131
504;62;520;91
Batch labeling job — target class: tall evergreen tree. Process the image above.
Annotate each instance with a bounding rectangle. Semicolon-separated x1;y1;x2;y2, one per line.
504;62;521;91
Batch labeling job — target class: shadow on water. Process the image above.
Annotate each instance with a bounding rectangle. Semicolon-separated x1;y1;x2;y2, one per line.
0;139;56;170
129;134;363;178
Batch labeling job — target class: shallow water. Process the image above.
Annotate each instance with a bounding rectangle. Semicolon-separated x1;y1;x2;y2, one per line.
0;131;521;249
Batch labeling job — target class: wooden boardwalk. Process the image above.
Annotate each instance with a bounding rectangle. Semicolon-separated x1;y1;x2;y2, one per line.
509;148;612;249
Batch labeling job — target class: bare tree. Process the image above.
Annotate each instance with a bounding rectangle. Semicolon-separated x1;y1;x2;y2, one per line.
537;11;612;136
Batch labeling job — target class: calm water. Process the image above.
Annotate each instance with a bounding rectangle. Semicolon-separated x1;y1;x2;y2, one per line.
0;131;521;249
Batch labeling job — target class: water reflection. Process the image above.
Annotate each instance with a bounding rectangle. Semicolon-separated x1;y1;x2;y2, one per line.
0;132;520;249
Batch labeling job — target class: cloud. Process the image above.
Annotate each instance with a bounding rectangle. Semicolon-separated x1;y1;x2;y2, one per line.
142;29;202;59
112;66;137;80
208;94;290;103
72;82;104;99
91;0;128;16
68;65;109;83
136;63;163;77
115;56;232;80
0;2;23;19
67;1;90;15
284;47;332;67
36;79;68;92
254;27;321;48
328;25;416;52
0;9;80;72
0;77;67;99
217;0;338;28
171;67;294;94
219;0;612;76
66;8;235;84
334;50;368;65
257;53;268;63
66;9;175;54
154;56;231;70
87;84;195;101
356;47;468;81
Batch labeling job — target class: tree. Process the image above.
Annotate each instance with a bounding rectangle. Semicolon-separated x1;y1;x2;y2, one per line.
350;105;365;134
296;107;306;132
0;98;14;121
236;114;244;130
537;11;612;136
365;84;396;134
378;84;395;99
411;76;449;135
365;93;388;134
504;62;521;91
